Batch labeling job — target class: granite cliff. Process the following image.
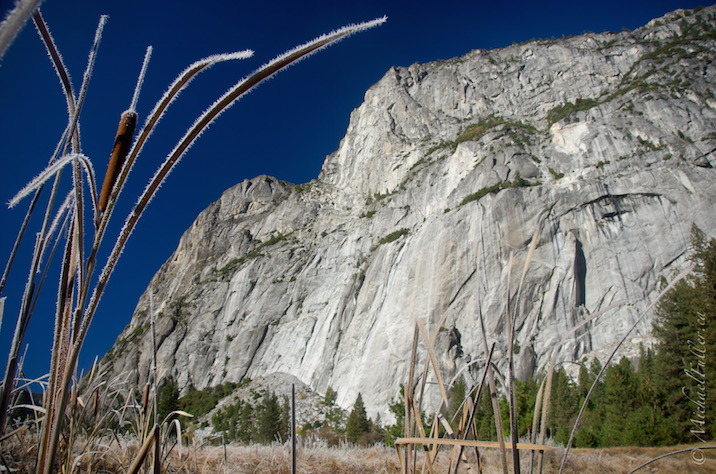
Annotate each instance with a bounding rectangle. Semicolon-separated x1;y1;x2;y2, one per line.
101;6;716;420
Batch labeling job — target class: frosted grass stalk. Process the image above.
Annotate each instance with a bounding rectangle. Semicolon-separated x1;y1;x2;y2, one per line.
149;292;157;428
33;11;76;135
129;46;152;113
29;209;71;323
71;156;85;311
39;190;74;264
8;154;74;208
0;0;43;60
66;14;108;158
9;153;94;211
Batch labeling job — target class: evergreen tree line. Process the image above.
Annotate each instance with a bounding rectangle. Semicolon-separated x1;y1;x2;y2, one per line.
442;226;715;448
211;389;385;446
212;390;291;444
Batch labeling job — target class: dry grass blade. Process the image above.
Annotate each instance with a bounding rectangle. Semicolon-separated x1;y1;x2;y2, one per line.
528;377;545;473
626;446;716;473
0;172;66;441
0;191;41;295
162;418;184;461
453;342;495;474
508;212;546;474
395;438;554;451
477;306;507;473
406;323;419;473
8;154;73;208
538;346;557;473
411;397;435;474
415;293;471;432
569;301;626;338
130;46;153;113
28;196;72;316
161;410;193;424
558;264;695;473
437;415;466;471
71;159;85;309
0;424;30;444
417;320;450;412
127;424;158;474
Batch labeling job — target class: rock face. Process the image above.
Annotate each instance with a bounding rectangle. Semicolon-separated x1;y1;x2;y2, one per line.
102;6;716;420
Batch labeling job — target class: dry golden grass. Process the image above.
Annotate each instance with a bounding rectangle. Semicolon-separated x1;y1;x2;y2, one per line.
3;430;714;473
181;443;715;473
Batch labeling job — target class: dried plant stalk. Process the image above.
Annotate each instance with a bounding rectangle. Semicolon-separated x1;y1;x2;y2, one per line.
127;424;158;474
452;342;495;474
478;306;507;473
528;376;545;473
98;111;138;212
394;438;554;451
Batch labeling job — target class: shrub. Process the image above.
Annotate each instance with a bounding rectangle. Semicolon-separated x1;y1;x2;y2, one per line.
548;167;564;180
376;228;410;247
546;97;599;124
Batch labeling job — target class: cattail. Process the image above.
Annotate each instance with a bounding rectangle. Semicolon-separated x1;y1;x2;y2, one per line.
98;110;137;212
142;381;150;416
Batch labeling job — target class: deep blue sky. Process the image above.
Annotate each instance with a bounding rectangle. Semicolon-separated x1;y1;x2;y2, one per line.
0;0;708;381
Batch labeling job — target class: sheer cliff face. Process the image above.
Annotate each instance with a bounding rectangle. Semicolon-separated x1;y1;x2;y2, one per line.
102;7;716;418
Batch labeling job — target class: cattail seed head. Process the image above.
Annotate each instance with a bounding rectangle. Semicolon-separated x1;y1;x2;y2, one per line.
142;382;150;416
98;110;137;212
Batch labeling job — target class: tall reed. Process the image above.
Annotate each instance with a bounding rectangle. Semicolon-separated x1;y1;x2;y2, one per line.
0;8;384;472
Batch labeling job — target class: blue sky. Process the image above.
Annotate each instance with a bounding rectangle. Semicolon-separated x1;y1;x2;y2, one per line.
0;0;708;381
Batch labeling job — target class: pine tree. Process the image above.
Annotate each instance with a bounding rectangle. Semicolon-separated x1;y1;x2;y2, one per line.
574;358;605;447
256;392;282;443
279;396;291;442
323;386;337;406
548;368;578;445
601;357;638;446
238;401;253;443
514;378;538;437
384;388;406;445
445;376;467;429
474;388;497;441
346;393;371;444
652;226;716;442
157;377;179;422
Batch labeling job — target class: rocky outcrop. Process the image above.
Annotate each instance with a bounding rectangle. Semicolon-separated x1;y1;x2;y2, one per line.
101;6;716;420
